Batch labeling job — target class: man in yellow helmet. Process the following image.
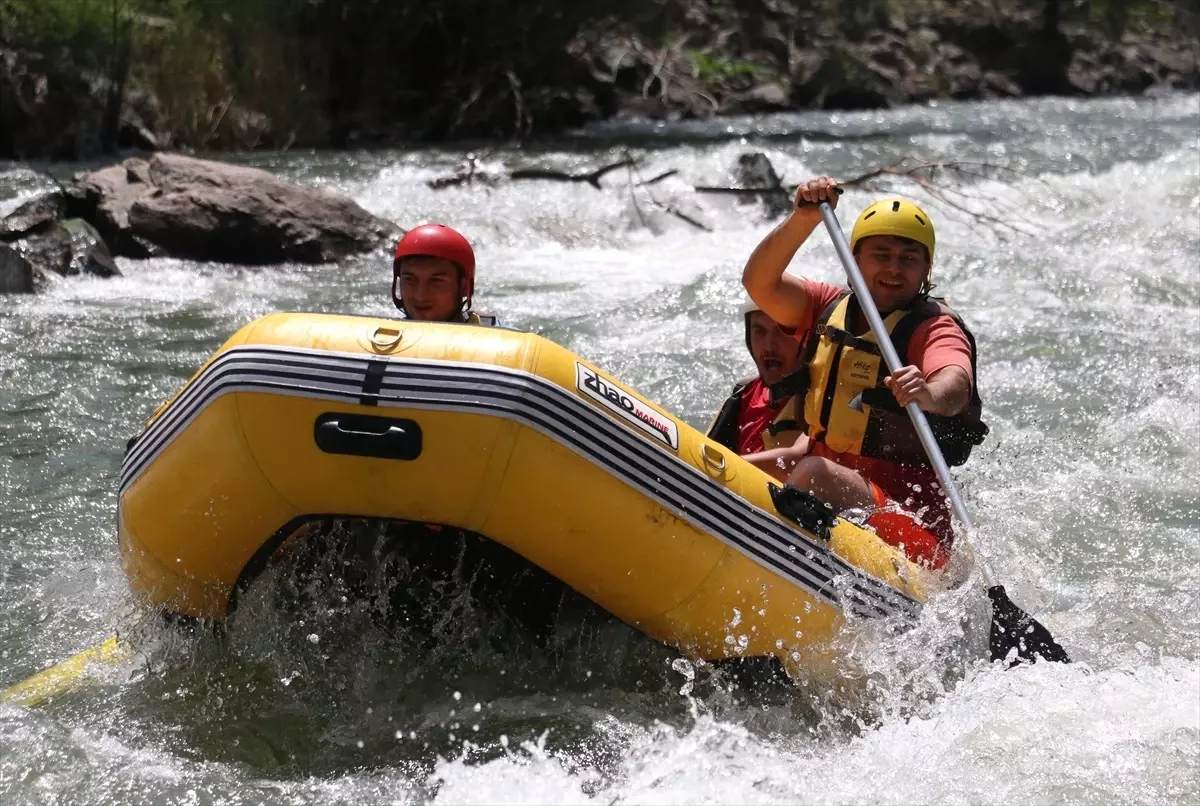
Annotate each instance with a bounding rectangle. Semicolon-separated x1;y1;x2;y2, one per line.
741;176;987;569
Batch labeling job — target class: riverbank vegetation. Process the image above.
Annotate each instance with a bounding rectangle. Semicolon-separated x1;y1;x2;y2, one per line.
1;0;1196;158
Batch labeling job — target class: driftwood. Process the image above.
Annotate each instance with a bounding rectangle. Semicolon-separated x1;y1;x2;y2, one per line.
427;154;638;190
624;158;712;232
509;156;637;188
428;152;710;231
428;150;1053;237
695;155;1068;235
426;154;502;189
693;184;790;211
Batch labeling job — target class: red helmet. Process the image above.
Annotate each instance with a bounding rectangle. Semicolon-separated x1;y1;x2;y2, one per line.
392;223;476;311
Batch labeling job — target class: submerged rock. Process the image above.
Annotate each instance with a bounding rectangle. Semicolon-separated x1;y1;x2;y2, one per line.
7;218;121;282
0;191;66;239
733;152;792;219
0;188;119;292
66;153;402;264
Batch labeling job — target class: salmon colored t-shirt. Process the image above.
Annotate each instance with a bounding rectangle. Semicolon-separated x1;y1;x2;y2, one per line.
790;280;974;537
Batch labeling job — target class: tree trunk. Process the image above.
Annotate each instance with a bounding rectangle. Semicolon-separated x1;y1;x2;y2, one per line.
100;3;130;153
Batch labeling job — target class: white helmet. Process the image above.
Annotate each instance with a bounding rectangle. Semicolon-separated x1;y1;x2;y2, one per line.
740;298;762;351
740;299;762;316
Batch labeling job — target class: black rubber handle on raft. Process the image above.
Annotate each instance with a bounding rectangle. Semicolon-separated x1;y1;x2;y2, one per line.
314;413;423;461
768;484;835;541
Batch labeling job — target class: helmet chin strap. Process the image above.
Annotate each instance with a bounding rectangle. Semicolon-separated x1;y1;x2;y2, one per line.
459;276;472;318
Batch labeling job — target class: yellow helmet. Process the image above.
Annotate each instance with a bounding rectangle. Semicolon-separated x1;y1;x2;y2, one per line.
850;198;936;262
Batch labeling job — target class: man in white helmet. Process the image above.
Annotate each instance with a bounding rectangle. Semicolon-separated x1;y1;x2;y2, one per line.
707;301;812;481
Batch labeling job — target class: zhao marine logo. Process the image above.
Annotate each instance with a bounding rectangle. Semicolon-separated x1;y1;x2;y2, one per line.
575;363;680;451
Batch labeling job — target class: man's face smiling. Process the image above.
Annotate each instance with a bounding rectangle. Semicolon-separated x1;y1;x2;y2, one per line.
397;256;465;321
855;235;931;313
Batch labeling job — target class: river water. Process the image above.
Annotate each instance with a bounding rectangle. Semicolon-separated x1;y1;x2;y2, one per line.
1;94;1197;804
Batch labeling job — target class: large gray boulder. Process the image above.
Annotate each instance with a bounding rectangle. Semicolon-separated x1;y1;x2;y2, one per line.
66;153;401;264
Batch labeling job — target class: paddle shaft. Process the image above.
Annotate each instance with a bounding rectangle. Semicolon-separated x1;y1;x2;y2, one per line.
817;202;997;588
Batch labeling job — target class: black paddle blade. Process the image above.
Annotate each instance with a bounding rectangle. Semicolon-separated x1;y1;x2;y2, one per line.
987;585;1071;666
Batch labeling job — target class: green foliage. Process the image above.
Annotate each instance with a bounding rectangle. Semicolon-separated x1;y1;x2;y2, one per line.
689;50;763;82
1082;0;1182;37
0;0;136;67
832;0;892;41
0;0;326;148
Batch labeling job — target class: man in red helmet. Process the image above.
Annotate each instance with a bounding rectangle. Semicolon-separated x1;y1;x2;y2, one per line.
392;223;497;325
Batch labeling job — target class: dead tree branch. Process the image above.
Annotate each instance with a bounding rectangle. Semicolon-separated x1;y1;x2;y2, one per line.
838;156;1078;235
696;155;1076;236
426;149;1050;238
629;157;712;232
510;156;637;188
426;153;501;189
637;170;679;187
693;185;791;203
625;155;650;230
428;155;641;190
654;202;711;231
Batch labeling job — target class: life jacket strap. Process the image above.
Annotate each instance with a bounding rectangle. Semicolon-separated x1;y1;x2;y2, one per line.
814;323;882;355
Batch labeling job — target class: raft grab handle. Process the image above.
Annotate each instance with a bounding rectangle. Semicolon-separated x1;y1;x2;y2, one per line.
700;443;727;473
314;412;423;461
369;326;403;350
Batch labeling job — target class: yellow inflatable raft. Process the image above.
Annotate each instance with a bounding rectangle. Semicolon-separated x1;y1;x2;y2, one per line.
119;313;926;667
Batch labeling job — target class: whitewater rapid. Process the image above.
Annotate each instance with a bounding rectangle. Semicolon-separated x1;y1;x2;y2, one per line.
1;92;1197;804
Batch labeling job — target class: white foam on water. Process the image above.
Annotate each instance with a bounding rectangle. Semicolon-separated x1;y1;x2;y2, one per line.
428;660;1200;806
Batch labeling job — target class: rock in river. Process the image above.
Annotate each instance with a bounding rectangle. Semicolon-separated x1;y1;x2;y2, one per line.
66;153;401;264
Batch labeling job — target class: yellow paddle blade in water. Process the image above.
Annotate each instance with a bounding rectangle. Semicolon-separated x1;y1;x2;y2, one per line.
0;636;129;708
